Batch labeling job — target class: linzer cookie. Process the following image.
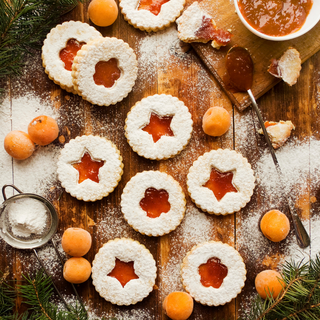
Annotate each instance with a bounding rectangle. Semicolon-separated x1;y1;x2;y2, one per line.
42;21;102;94
92;238;157;305
72;37;138;106
187;149;255;215
181;241;246;306
119;0;185;32
125;94;193;160
57;135;123;202
121;171;186;236
176;1;232;49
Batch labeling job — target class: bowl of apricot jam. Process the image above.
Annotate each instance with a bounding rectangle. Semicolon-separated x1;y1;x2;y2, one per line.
234;0;320;41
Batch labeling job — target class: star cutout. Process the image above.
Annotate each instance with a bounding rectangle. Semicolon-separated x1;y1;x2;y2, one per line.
140;187;170;218
108;258;139;287
142;112;174;143
72;152;104;184
138;0;170;16
203;168;238;201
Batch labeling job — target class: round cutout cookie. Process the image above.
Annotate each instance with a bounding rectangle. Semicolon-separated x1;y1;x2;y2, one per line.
42;21;102;94
125;94;193;160
72;37;138;106
121;170;186;236
92;238;157;305
57;135;123;202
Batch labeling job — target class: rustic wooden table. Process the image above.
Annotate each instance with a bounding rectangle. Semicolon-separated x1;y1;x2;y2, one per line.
1;1;320;319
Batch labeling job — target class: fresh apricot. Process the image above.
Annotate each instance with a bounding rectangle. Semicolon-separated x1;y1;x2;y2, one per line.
88;0;118;27
63;257;92;284
61;227;92;257
255;270;284;299
4;130;35;160
163;291;194;320
260;209;290;242
202;106;231;136
28;115;59;146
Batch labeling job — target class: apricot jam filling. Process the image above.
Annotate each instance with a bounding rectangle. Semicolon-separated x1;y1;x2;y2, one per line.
138;0;170;16
72;152;104;184
93;58;121;88
195;17;232;45
142;113;174;143
198;257;228;288
203;168;238;201
59;38;86;71
108;258;139;287
140;187;170;218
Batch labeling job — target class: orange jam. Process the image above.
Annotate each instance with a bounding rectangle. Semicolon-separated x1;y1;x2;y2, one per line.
195;17;232;45
72;152;104;184
140;187;170;218
138;0;170;15
142;113;174;143
107;258;139;287
93;58;121;88
203;168;238;201
59;38;86;71
238;0;313;36
199;257;228;288
264;121;277;128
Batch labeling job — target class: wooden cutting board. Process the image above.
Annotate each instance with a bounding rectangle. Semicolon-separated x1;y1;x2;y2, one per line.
189;0;320;111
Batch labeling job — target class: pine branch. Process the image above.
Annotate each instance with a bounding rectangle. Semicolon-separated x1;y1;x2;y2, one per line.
0;0;83;94
239;255;320;320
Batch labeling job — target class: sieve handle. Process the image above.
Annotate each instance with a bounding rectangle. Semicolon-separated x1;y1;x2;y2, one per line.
2;184;23;200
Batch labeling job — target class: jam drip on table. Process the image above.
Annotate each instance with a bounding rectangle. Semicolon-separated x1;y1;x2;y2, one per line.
59;38;86;71
138;0;170;16
198;257;228;288
195;16;232;46
108;258;139;287
140;187;170;218
93;58;121;88
72;152;104;184
203;168;238;201
238;0;313;37
142;113;174;143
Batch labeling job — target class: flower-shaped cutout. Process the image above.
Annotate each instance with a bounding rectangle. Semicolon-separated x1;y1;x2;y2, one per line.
139;187;171;218
142;112;174;143
72;151;105;184
107;258;139;287
93;58;121;88
203;168;238;201
59;38;86;71
198;257;228;288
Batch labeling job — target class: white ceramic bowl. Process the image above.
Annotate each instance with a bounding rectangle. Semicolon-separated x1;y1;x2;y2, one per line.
234;0;320;41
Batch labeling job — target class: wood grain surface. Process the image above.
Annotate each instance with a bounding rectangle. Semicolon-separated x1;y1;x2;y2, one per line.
1;1;320;320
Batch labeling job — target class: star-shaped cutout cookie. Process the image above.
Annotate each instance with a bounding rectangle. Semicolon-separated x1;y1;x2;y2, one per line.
72;152;104;184
108;258;139;287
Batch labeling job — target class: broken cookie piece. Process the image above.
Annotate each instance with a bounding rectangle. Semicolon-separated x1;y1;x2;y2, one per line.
176;1;232;49
258;121;295;149
268;48;301;86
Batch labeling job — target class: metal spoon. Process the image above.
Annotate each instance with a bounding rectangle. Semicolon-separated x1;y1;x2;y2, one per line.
225;45;310;248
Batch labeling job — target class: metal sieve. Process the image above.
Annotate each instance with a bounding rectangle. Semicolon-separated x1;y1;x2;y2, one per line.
0;185;85;313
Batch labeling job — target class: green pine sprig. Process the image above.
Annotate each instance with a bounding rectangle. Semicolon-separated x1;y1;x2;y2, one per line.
0;0;83;94
239;255;320;320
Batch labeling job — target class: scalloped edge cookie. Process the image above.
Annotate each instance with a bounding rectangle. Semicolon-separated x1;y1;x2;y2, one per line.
57;135;123;202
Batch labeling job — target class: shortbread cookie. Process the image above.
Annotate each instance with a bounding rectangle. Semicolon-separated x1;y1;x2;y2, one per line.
125;94;193;160
121;171;186;236
258;120;295;149
92;238;157;305
181;241;246;306
42;21;102;94
72;37;138;106
176;2;232;49
187;149;255;215
57;135;123;201
119;0;185;32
